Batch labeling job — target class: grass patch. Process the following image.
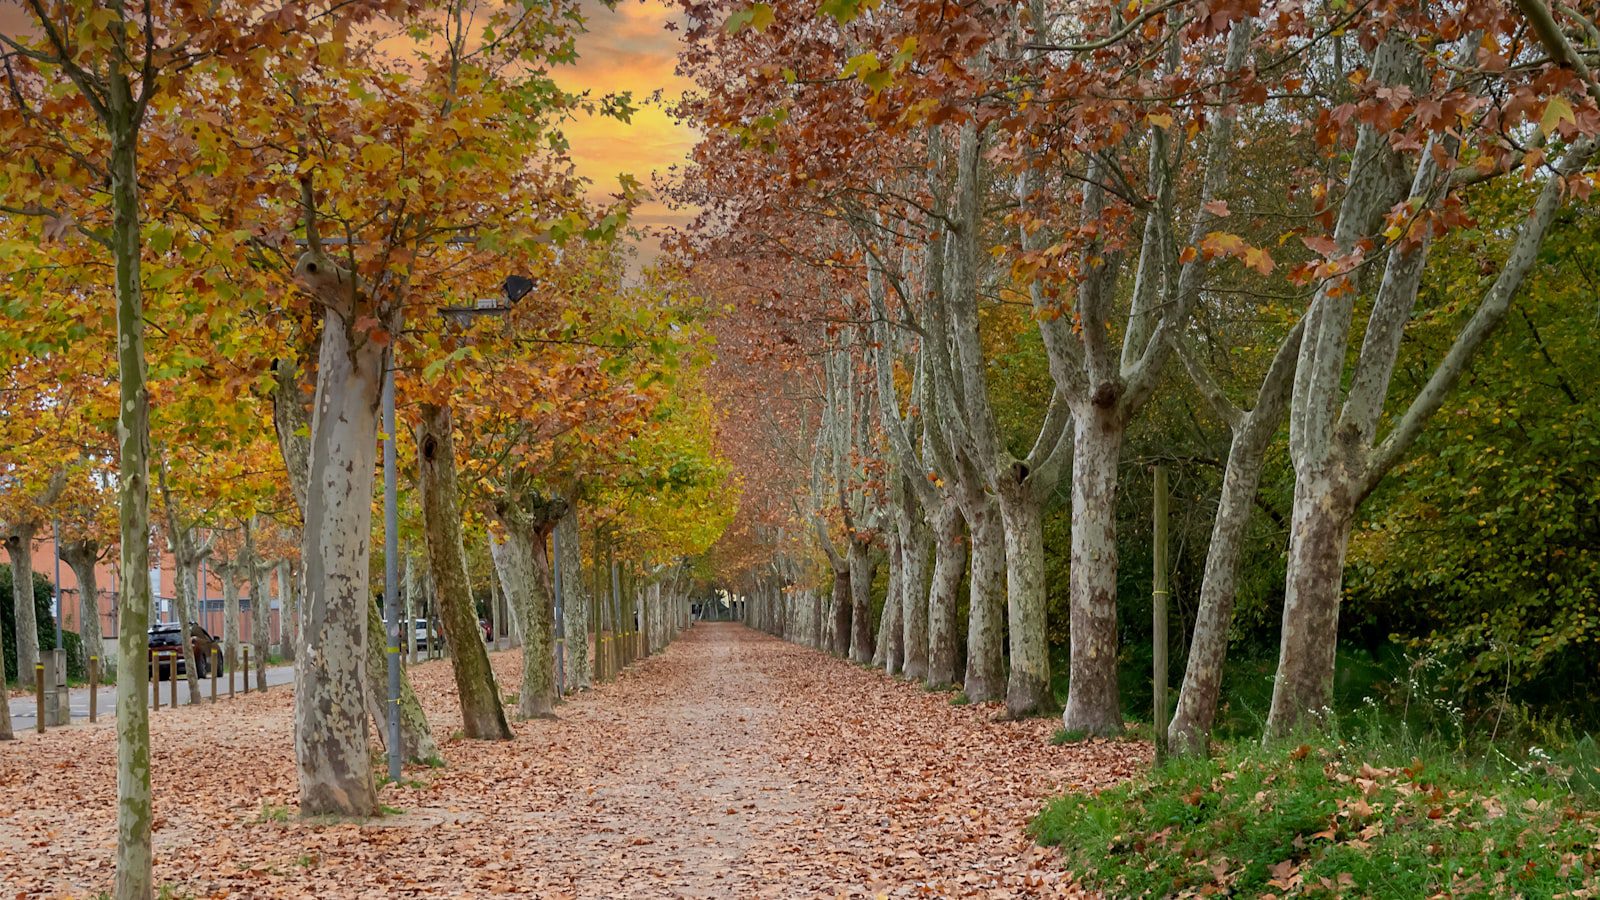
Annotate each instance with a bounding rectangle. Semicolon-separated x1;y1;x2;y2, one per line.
949;693;971;706
1032;737;1600;897
378;804;405;816
255;803;292;824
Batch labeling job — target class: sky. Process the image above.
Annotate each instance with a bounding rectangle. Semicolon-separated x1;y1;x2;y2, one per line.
561;0;697;241
0;0;698;267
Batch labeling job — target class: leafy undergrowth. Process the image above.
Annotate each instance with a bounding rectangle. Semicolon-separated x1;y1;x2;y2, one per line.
1032;740;1600;897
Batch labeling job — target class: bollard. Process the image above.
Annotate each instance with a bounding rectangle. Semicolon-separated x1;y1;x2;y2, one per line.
170;652;178;708
243;646;250;695
228;648;236;698
210;647;219;702
35;663;45;733
89;655;99;723
151;653;160;711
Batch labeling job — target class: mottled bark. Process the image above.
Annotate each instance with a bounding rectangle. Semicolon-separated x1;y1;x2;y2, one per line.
61;542;104;670
363;599;440;763
926;502;965;688
830;567;851;657
490;522;557;719
247;554;269;692
293;265;383;818
6;524;39;678
899;513;931;683
176;554;203;702
998;478;1050;717
417;403;511;740
877;531;903;675
221;565;240;671
963;498;1005;702
109;83;154;900
847;539;875;665
1168;323;1302;755
1266;473;1356;736
556;511;591;689
1061;409;1125;736
278;560;296;662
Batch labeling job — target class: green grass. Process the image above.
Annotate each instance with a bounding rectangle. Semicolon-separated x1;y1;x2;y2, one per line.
1032;737;1600;897
378;804;404;816
949;692;971;706
255;803;292;824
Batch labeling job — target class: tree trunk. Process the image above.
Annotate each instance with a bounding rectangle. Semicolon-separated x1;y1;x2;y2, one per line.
294;301;384;818
876;532;903;674
62;543;104;671
416;403;511;740
1265;472;1356;738
1062;409;1125;736
899;514;931;683
556;511;591;689
6;523;39;679
998;479;1051;718
222;567;240;672
847;539;875;665
489;525;556;719
176;555;203;703
278;560;296;662
363;599;440;763
926;501;965;688
830;567;851;657
108;101;155;900
249;558;269;692
1169;428;1276;755
963;497;1005;702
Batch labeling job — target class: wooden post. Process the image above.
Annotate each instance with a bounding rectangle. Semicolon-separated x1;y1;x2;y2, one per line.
34;664;45;733
228;646;236;698
242;645;251;694
1152;465;1170;762
170;651;178;708
210;647;219;702
89;655;99;723
151;654;160;711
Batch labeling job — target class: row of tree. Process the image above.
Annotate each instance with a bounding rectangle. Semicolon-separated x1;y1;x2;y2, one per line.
0;2;735;898
681;0;1600;750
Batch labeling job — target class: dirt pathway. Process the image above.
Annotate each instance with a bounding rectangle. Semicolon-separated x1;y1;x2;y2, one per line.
0;624;1142;898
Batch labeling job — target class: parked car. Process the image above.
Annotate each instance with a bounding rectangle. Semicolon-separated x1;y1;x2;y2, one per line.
148;623;221;680
382;617;433;651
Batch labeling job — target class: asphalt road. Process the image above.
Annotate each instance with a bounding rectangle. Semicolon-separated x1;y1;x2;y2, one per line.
7;661;297;723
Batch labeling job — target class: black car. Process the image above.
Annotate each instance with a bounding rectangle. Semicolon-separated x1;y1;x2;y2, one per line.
148;623;222;680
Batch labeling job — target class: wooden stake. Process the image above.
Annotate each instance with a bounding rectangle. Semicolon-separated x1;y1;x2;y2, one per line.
1152;465;1170;762
89;655;99;723
151;654;160;711
243;646;251;694
170;652;178;708
210;648;218;702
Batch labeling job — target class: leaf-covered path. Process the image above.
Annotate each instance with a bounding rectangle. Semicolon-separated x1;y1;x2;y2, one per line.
0;624;1143;898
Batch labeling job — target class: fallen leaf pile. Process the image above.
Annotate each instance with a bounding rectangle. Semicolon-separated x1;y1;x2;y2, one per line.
0;624;1144;898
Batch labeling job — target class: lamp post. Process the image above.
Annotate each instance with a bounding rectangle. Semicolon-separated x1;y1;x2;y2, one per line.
384;275;528;781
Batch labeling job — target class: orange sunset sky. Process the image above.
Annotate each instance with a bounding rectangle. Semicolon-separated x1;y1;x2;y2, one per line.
0;0;698;262
563;0;697;239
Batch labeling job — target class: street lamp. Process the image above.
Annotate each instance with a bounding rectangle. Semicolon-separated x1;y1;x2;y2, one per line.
381;274;528;782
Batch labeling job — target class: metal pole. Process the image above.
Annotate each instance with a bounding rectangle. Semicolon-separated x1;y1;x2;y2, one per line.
552;527;565;697
382;359;403;783
52;520;62;653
